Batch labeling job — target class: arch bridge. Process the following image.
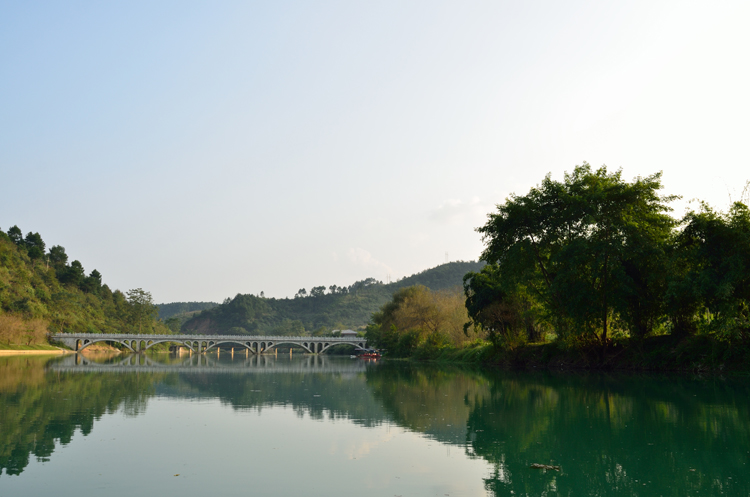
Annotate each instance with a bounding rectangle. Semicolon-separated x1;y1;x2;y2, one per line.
50;333;367;354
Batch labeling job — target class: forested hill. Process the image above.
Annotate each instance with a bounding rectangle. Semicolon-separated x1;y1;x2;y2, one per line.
157;301;218;320
389;262;483;291
0;225;165;345
180;261;484;335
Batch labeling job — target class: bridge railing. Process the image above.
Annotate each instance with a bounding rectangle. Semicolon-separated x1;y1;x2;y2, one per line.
49;333;364;341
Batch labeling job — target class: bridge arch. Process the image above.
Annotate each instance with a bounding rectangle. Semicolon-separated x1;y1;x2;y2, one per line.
72;337;136;352
265;341;313;353
319;341;367;353
51;333;367;355
203;340;254;353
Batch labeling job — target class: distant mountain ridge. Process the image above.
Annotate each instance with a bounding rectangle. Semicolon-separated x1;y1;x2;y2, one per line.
157;301;219;320
178;261;483;335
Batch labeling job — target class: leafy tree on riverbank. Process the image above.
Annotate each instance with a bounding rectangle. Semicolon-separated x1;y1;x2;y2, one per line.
366;285;477;357
464;164;750;351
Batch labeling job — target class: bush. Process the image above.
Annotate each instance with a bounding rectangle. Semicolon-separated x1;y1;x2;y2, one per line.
0;314;49;346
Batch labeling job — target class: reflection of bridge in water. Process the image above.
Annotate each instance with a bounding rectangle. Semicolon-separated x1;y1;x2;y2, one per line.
48;353;371;374
50;333;367;354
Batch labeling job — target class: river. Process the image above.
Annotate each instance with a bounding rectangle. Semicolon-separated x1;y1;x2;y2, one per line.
0;353;748;496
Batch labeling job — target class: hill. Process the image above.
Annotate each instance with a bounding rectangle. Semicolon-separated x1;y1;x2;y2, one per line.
156;301;220;333
181;261;484;335
0;225;165;346
157;301;219;320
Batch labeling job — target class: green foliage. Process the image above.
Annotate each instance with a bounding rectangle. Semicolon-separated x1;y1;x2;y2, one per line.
47;245;68;271
392;261;486;291
0;356;163;475
7;226;22;245
58;260;85;287
476;164;677;344
182;261;483;335
468;164;750;354
164;317;181;333
463;265;539;349
366;285;476;357
23;232;45;261
669;201;750;340
157;301;219;320
0;225;167;341
126;288;158;333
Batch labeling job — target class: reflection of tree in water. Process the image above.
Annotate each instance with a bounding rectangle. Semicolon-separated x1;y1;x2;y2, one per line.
174;370;389;427
468;373;750;496
0;356;162;477
365;362;492;443
3;355;750;495
367;364;750;497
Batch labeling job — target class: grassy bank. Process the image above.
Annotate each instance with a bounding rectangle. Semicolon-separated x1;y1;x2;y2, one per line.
402;335;750;373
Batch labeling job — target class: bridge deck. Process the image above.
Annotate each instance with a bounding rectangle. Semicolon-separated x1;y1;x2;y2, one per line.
49;333;368;354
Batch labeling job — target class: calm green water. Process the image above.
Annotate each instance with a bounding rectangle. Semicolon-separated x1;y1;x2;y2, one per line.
1;353;749;496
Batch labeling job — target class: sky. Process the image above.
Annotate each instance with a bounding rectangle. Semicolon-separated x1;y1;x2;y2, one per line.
2;1;749;303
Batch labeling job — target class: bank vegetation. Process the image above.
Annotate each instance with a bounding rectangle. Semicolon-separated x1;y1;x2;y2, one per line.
367;164;750;371
0;227;166;348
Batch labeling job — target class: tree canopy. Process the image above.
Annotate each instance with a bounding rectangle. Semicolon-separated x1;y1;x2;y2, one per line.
472;164;677;344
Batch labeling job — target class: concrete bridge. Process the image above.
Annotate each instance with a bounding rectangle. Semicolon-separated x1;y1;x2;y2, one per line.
49;333;367;354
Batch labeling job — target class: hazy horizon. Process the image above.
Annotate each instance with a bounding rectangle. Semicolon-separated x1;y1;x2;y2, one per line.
3;1;749;303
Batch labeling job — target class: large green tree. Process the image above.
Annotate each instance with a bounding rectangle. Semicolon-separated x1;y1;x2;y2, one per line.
475;164;676;344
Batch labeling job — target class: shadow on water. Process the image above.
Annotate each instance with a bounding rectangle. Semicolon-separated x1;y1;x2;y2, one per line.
1;353;749;495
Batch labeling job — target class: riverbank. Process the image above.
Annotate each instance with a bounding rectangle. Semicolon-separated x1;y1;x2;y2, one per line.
0;344;72;355
407;334;750;373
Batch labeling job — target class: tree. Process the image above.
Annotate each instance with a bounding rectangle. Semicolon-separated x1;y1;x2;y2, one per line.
478;164;676;344
24;232;46;261
7;225;22;245
669;201;750;339
367;285;470;356
273;319;305;336
165;317;181;333
48;245;69;272
310;286;326;297
60;260;86;287
82;269;103;294
464;265;539;348
126;288;157;333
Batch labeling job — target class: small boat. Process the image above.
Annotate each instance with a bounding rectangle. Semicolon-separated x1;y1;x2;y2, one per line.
358;349;381;359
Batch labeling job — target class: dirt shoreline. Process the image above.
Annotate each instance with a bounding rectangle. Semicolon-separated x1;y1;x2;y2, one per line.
0;348;73;356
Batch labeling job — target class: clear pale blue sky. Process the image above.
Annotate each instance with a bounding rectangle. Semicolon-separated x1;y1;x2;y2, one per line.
2;1;749;303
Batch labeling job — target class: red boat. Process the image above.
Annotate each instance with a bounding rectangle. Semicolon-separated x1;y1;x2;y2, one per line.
358;349;381;359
